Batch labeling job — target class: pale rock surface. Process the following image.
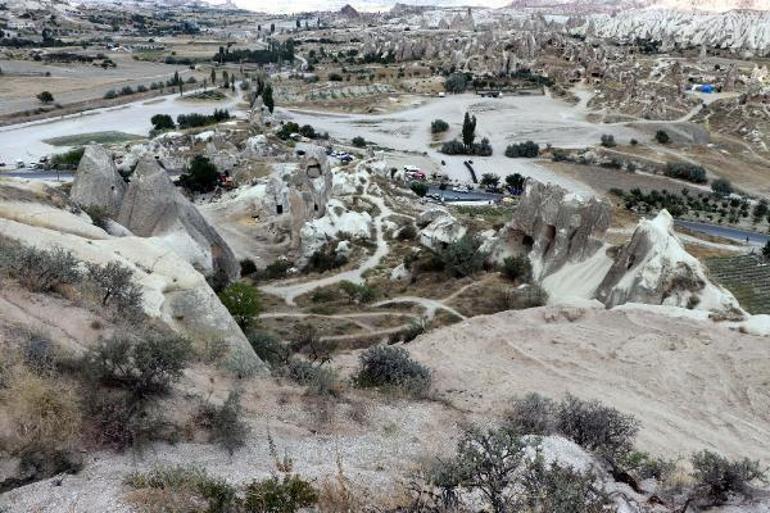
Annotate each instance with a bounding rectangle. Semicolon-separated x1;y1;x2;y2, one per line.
298;199;373;265
418;209;466;251
70;145;126;216
118;156;239;281
597;210;741;314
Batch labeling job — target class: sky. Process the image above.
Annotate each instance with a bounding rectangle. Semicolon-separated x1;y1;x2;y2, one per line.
221;0;508;14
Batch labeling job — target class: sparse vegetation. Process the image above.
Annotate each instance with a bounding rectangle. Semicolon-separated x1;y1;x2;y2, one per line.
664;162;707;184
439;234;487;278
431;119;449;134
655;129;671;144
410;180;429;197
505;141;539;158
196;390;250;455
353;345;431;397
218;283;262;329
501;255;532;283
178;155;220;193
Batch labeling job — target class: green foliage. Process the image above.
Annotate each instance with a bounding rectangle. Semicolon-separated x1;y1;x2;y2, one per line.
177;109;230;130
439;139;466;155
150;113;175;131
505;141;539;158
50;147;85;169
600;134;616;147
556;394;640;461
36;90;54;104
243;474;318;513
178;155;220;193
480;173;500;189
461;112;476;149
431;424;609;513
655;129;670;144
196;390;250;455
277;122;300;140
397;223;417;241
82;204;110;230
505;173;525;190
218;283;262;329
430;119;449;133
262;83;274;113
444;72;467;93
126;464;239;513
305;244;347;274
691;450;766;505
501;255;532;283
298;124;315;138
440;234;487;278
86;261;143;313
247;331;289;368
284;360;340;397
353;345;431;397
351;136;367;148
506;393;557;436
0;243;80;292
619;450;676;481
763;241;770;260
339;280;377;303
664;163;707;184
84;333;192;399
410;181;429;197
710;178;733;196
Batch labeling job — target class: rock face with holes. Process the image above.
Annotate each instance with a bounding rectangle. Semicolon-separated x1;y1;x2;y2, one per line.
596;210;741;314
117;155;239;282
70;145;127;216
492;180;611;279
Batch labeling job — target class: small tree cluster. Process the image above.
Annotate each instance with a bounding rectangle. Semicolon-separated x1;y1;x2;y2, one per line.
505;141;539;158
439;234;487;278
501;255;532;283
664;163;707;184
195;390;250;455
600;134;616;148
430;119;449;134
218;282;262;329
178;155;220;193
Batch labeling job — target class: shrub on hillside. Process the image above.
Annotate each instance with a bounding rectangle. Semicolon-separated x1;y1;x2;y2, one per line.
600;134;616;148
339;280;377;303
664;163;707;184
0;243;81;293
556;394;640;460
243;474;318;513
126;465;239;513
305;244;347;274
50;147;85;169
690;450;766;505
351;136;367;148
82;204;110;230
440;139;466;155
196;390;249;455
353;345;431;397
86;261;143;314
284;360;340;397
150;113;175;131
277;121;300;140
218;282;262;329
711;178;733;196
501;255;532;283
178;155;220;193
84;333;192;399
440;234;487;278
655;130;670;144
506;392;557;436
410;181;429;197
248;331;290;368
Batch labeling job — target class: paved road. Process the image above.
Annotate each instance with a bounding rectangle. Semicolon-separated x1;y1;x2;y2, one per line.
426;185;504;203
675;220;769;247
0;168;74;182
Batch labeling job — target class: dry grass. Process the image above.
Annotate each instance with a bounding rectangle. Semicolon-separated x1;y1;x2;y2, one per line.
1;364;82;454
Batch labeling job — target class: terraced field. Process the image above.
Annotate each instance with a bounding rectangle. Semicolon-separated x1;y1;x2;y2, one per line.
707;254;770;314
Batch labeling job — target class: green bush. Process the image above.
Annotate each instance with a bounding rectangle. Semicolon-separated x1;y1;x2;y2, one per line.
619;450;676;481
276;122;300;140
104;89;118;99
50;147;85;169
655;130;670;144
150;113;175;131
397;223;417;241
501;255;532;283
247;331;289;367
218;283;262;329
0;243;81;292
431;119;449;133
353;345;431;397
444;72;467;93
84;333;192;398
84;388;165;451
243;474;318;513
178;155;220;193
82;204;110;230
506;392;557;436
284;360;339;397
691;450;765;505
600;134;616;148
86;261;143;314
196;390;250;455
556;394;640;461
305;245;347;274
410;181;429;197
505;141;539;158
505;173;525;190
711;178;733;196
351;136;366;148
664;163;707;184
339;280;377;303
480;173;500;189
440;234;487;278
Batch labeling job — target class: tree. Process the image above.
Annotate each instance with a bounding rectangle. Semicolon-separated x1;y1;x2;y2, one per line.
262;83;274;113
501;255;531;283
270;23;275;33
462;112;476;149
431;119;449;134
36;91;54;104
352;136;367;148
410;181;429;197
711;178;733;196
218;282;262;329
150;113;175;131
762;241;770;260
600;134;616;148
480;173;500;189
210;68;216;85
655;130;670;144
444;72;467;94
505;173;525;191
440;234;486;278
178;155;219;193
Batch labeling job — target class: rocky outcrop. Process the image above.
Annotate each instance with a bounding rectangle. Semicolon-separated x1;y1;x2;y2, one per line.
70;145;126;216
596;210;741;314
298;199;373;265
493;180;610;279
118;156;239;282
417;207;466;251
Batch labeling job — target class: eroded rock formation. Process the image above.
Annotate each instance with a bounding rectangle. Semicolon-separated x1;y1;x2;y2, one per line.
70;145;126;216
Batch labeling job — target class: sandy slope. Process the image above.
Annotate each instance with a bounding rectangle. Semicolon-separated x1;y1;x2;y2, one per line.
406;302;770;462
